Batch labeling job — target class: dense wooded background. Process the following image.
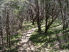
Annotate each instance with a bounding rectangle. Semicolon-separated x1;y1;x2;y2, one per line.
0;0;69;52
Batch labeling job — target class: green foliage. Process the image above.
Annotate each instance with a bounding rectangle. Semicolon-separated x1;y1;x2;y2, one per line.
30;28;62;46
4;34;21;40
11;34;21;40
9;0;20;9
22;22;37;30
30;32;46;46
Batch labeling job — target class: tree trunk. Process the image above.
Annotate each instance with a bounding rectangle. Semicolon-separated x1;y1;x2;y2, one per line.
0;16;3;49
35;0;41;32
6;9;11;50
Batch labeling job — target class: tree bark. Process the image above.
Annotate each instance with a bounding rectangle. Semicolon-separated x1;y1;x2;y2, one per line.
35;0;41;32
6;9;11;49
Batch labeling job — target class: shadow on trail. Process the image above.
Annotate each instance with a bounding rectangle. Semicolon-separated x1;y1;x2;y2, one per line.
30;29;69;51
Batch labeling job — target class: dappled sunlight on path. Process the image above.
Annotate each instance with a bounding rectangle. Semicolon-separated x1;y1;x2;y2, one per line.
15;24;69;52
17;28;37;52
16;25;45;52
